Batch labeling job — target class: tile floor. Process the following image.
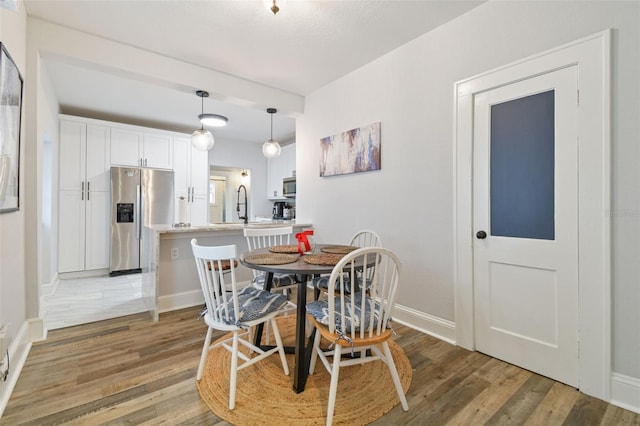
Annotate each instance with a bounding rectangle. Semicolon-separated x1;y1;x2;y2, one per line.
43;273;147;330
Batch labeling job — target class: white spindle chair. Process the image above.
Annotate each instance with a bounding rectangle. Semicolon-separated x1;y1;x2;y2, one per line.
191;239;293;410
243;226;299;295
306;247;409;426
312;229;383;295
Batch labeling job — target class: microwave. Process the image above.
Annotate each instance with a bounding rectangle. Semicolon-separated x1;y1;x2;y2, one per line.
283;177;296;198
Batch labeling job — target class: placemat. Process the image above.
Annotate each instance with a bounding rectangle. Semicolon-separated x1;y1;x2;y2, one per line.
244;253;298;265
321;245;359;254
303;253;345;266
269;245;300;254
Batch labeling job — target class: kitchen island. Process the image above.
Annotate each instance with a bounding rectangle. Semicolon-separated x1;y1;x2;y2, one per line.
141;222;313;321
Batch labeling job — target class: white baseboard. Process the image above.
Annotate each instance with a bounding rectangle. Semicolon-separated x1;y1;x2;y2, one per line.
391;303;456;345
611;372;640;414
158;290;204;313
158;281;252;313
0;320;34;418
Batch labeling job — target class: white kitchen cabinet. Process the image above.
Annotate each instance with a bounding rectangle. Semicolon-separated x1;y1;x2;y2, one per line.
109;128;141;167
110;128;173;169
58;119;110;273
143;133;173;169
173;137;209;225
267;143;296;199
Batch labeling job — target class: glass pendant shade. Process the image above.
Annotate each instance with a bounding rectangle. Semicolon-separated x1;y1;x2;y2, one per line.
263;107;281;158
192;128;215;151
262;139;281;158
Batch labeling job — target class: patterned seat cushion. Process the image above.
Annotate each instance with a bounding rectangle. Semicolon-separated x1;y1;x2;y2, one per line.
306;292;388;332
313;274;372;294
251;273;297;289
312;273;351;293
215;286;288;326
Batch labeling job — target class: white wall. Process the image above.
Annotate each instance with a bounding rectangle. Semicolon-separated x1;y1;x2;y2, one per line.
0;0;30;410
296;0;639;384
36;59;60;289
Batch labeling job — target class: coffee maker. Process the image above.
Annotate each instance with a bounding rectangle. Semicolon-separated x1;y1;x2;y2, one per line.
272;201;286;219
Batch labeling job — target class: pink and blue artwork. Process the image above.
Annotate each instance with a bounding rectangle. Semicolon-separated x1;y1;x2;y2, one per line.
319;122;381;177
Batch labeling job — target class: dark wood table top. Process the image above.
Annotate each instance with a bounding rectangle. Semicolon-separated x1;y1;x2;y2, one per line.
239;244;339;276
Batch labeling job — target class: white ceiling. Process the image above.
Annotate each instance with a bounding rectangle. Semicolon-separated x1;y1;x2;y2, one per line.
24;0;485;144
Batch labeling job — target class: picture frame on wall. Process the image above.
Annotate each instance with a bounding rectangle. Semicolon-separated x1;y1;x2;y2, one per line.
319;121;381;177
0;42;24;213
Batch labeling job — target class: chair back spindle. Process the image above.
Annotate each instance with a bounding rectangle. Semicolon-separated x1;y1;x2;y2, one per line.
327;247;400;340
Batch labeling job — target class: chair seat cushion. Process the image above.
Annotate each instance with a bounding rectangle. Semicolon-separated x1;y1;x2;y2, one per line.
216;286;288;326
251;273;297;289
306;292;388;332
207;259;238;271
313;274;372;294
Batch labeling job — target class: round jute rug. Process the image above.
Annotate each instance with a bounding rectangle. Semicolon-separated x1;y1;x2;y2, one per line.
196;316;412;425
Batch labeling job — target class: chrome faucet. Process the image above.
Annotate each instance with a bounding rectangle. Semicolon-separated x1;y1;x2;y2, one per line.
237;184;248;224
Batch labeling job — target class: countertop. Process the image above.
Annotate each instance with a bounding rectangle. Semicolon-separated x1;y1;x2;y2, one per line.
146;221;311;234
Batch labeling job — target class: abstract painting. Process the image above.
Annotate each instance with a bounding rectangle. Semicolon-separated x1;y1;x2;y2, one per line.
320;122;381;177
0;42;23;213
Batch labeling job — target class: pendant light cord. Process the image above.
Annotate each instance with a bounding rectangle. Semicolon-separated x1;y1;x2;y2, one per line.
200;94;205;130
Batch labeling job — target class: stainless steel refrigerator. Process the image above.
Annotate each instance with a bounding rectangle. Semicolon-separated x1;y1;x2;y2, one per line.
109;166;174;275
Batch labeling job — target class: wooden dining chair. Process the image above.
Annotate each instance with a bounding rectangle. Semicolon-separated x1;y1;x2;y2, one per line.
306;247;409;426
312;229;383;295
243;226;299;295
191;239;293;410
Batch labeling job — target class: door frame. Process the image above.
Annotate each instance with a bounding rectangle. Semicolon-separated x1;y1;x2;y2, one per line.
453;30;611;400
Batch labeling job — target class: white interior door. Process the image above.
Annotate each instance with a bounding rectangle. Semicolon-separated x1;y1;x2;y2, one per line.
209;177;226;223
473;66;579;386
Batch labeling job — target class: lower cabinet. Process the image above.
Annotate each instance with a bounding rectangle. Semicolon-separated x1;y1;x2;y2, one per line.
58;189;109;273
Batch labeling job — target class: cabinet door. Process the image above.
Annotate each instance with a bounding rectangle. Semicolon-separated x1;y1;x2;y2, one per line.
189;193;209;226
286;144;296;177
267;154;284;199
59;120;86;192
86;124;111;191
190;143;209;195
58;190;86;273
172;137;190;222
84;190;110;270
143;133;173;169
110;128;142;167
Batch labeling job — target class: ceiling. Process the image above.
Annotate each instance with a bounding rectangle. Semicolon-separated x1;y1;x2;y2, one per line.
24;0;485;144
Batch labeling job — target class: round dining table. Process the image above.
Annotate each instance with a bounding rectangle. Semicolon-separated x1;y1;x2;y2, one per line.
239;244;343;394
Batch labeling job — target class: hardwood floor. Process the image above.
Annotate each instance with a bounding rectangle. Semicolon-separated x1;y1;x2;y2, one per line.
2;305;639;425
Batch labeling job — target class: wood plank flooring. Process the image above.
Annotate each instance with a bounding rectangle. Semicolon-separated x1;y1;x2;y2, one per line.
2;306;639;425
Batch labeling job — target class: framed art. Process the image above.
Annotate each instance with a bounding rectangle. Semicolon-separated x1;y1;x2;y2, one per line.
0;42;24;213
319;121;381;177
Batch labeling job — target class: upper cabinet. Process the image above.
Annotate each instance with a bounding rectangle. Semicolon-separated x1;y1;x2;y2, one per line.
110;128;173;169
267;144;296;199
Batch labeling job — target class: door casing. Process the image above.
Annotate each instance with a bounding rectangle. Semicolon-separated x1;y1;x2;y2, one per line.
454;30;611;400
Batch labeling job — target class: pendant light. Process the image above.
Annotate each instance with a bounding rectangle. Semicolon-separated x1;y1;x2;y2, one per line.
262;108;282;158
192;90;227;151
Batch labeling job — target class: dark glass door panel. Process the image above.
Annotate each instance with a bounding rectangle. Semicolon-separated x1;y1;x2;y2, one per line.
490;90;555;240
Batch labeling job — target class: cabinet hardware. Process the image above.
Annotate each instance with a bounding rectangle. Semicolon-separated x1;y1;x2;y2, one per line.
81;181;84;200
87;182;90;201
144;158;148;167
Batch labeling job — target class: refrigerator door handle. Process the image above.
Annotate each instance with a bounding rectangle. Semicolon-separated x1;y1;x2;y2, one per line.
136;185;142;240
